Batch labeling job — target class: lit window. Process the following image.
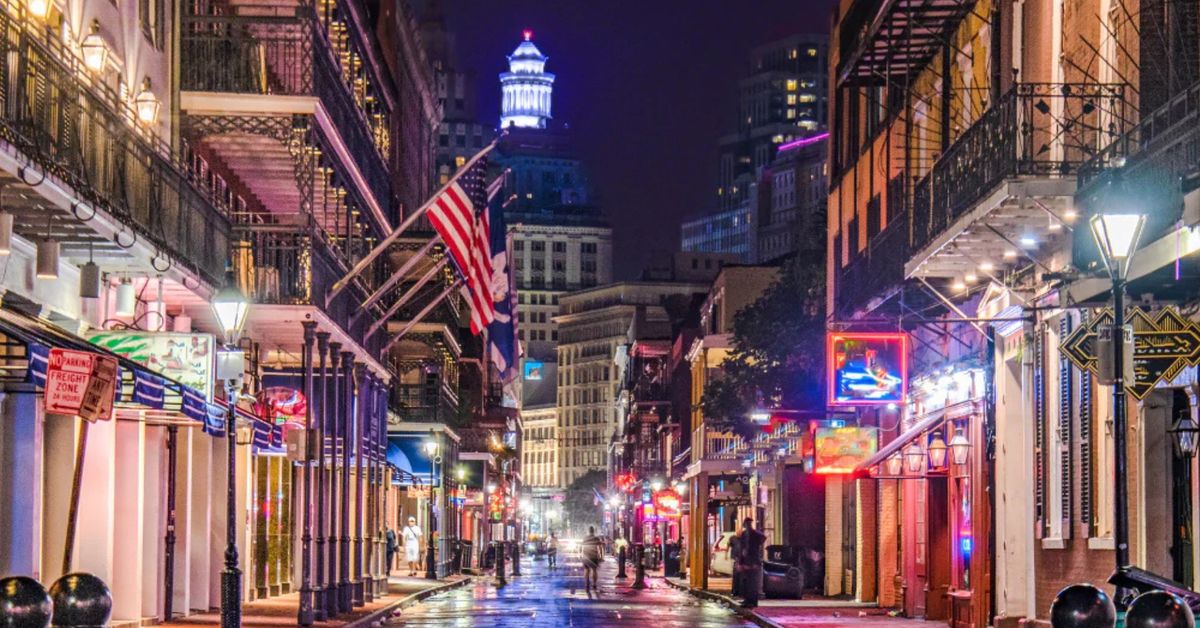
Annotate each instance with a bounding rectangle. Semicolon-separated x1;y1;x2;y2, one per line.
455;155;466;167
787;94;797;105
790;48;798;59
786;79;798;91
787;109;796;119
807;48;817;57
799;120;818;130
799;94;816;103
772;134;783;143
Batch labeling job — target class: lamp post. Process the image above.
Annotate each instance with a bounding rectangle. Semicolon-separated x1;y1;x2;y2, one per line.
212;277;250;628
1090;210;1145;611
424;438;439;580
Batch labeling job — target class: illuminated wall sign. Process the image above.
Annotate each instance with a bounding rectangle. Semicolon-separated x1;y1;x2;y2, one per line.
813;426;879;474
828;333;908;405
90;331;216;400
524;360;544;381
653;490;682;518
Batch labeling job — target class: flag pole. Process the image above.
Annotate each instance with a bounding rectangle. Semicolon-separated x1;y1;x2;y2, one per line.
381;278;464;353
326;138;501;307
366;257;449;339
351;238;439;326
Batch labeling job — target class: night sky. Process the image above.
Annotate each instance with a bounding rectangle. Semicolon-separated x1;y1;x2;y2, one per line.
440;0;837;279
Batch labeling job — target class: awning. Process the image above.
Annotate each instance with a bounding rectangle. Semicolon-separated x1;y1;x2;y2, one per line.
853;413;948;476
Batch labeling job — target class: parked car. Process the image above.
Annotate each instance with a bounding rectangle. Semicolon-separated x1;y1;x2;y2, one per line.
710;531;736;575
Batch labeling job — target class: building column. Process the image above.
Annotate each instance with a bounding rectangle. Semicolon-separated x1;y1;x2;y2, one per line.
326;343;343;618
687;472;708;590
315;332;331;620
993;329;1036;620
143;427;166;620
338;350;354;611
111;420;146;622
75;416;117;588
825;476;844;596
856;478;878;603
0;385;43;579
352;363;366;606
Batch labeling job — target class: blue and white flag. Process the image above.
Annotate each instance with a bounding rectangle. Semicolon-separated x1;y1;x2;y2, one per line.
486;173;518;384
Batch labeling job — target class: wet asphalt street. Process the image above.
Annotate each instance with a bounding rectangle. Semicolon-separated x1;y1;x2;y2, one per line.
385;554;753;627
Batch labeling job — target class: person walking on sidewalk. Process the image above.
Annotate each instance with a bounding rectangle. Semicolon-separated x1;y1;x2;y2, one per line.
402;516;423;577
580;526;604;591
547;533;559;569
736;517;766;609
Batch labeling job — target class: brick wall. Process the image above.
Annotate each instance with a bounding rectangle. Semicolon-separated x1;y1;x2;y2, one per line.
878;479;900;608
1032;540;1113;619
857;479;878;602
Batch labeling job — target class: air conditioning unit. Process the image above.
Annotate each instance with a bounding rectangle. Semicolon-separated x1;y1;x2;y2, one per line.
286;428;309;462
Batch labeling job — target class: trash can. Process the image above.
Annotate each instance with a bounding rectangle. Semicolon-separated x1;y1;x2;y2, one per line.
461;541;474;570
663;543;681;577
483;543;496;570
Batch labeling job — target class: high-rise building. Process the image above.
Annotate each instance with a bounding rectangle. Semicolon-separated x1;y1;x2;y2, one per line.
500;31;555;129
757;133;828;263
554;282;708;488
683;34;828;263
491;34;613;362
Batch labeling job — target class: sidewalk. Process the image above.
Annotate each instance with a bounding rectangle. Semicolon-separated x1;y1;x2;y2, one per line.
663;574;939;628
159;575;471;628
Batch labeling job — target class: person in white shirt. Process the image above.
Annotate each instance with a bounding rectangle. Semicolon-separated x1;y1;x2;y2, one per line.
402;516;423;577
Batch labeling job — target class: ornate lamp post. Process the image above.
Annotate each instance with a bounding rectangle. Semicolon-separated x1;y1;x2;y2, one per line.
424;438;439;580
1090;208;1145;610
212;276;250;628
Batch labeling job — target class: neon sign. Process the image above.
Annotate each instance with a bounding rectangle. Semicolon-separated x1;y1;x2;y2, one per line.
828;333;908;405
813;426;879;474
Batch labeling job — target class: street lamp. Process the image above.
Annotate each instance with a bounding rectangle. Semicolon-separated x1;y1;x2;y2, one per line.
423;438;439;580
211;277;249;628
650;479;663;492
949;427;971;466
927;432;948;469
80;21;108;73
1090;207;1145;611
1169;412;1200;459
904;442;925;474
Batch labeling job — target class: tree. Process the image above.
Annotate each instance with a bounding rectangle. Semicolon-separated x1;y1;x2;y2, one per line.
700;256;826;437
562;469;607;535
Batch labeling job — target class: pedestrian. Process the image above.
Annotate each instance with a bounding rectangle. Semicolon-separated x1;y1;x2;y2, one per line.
385;527;398;575
737;517;766;609
402;516;423;577
548;533;559;569
580;526;604;591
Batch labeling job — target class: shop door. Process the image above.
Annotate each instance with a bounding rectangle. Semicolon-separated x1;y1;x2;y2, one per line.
906;479;927;618
926;477;951;621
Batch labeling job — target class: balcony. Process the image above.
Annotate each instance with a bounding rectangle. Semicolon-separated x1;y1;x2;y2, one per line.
836;0;973;86
180;6;391;220
0;0;229;285
836;209;910;317
390;383;460;425
904;83;1126;283
689;426;747;466
234;219;386;356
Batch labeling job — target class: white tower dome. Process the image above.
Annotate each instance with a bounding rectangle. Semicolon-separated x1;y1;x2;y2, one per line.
500;30;555;129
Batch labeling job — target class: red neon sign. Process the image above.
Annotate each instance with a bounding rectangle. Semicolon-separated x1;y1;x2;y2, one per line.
828;333;908;406
652;490;682;518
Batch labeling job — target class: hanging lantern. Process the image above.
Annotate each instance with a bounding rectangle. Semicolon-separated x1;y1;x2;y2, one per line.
80;261;101;298
35;238;58;279
115;279;136;316
884;452;903;476
134;78;160;125
904;442;925;474
27;0;50;19
927;432;948;469
949;427;971;466
1169;414;1200;459
80;22;108;73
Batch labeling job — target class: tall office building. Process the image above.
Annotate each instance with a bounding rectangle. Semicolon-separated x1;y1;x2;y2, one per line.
500;31;556;129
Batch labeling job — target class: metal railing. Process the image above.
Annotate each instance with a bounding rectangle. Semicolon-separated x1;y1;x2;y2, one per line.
181;9;391;215
390;383;458;424
910;83;1127;253
690;426;747;464
1079;79;1200;188
234;221;385;355
0;0;230;285
836;210;910;318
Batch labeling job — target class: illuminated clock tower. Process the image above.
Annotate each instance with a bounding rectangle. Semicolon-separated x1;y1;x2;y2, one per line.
500;30;555;129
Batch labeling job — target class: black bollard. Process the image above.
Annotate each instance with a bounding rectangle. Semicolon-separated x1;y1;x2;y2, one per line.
1049;583;1116;628
49;573;112;627
495;542;507;588
617;545;628;579
0;576;53;628
511;541;522;576
631;543;647;590
1125;590;1195;628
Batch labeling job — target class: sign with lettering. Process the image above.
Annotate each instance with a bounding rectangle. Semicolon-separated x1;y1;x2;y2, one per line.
1060;307;1200;399
45;349;117;422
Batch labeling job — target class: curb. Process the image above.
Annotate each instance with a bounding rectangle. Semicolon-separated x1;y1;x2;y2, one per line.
344;576;473;627
661;577;784;628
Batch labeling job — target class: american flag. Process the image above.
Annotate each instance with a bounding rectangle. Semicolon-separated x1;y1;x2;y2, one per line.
426;161;497;335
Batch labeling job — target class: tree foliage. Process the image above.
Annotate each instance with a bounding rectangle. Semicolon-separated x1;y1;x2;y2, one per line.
700;256;826;437
563;469;607;534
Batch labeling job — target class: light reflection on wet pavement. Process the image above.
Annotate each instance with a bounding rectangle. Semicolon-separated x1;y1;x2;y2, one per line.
385;555;753;627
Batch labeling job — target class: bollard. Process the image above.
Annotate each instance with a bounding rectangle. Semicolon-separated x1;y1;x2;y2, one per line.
495;542;507;588
616;545;627;579
0;576;53;628
49;573;112;627
631;543;647;590
1049;583;1116;628
1125;590;1194;628
511;541;521;576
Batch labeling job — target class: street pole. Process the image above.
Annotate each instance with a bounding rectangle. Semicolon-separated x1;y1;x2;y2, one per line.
427;457;437;579
163;425;178;621
298;322;316;625
1111;277;1132;610
314;332;330;620
220;382;242;628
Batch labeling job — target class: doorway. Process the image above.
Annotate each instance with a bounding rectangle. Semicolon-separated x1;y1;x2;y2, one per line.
926;477;951;621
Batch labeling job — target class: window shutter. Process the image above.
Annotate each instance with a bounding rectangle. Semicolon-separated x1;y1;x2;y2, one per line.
1059;315;1074;538
1079;311;1094;533
1035;325;1046;538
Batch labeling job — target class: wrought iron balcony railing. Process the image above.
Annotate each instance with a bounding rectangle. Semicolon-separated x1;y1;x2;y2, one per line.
390;383;459;424
181;9;391;216
234;221;385;355
0;1;230;285
910;83;1127;254
835;209;909;318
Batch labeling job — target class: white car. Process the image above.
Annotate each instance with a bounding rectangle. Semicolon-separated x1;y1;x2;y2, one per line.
710;531;736;575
